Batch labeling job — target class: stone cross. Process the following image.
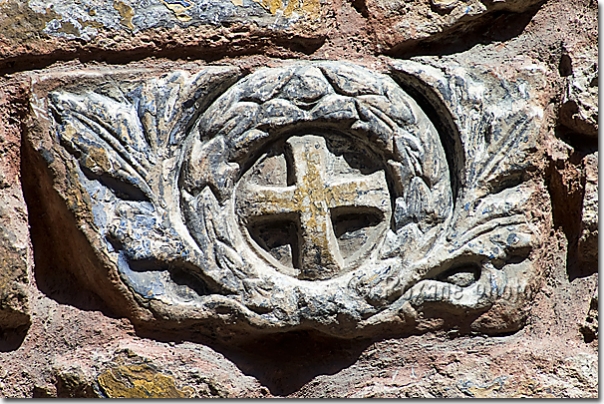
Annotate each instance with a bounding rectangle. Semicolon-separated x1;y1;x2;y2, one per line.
236;135;390;280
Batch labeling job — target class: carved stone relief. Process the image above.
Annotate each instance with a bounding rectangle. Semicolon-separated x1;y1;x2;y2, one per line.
27;60;545;339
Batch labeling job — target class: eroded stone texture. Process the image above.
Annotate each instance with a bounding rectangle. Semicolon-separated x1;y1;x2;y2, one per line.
0;83;31;332
0;0;328;70
0;0;598;397
26;0;322;36
580;290;598;344
0;212;29;331
25;59;547;340
0;0;598;398
559;44;598;137
358;0;543;53
578;152;598;263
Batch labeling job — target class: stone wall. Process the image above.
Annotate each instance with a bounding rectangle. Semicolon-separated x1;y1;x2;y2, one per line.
0;0;598;397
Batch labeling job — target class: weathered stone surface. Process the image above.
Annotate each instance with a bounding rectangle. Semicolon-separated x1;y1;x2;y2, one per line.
559;44;598;137
0;0;598;398
25;58;547;340
0;0;329;70
578;152;597;263
27;0;322;34
359;0;543;53
0;82;31;332
580;290;598;344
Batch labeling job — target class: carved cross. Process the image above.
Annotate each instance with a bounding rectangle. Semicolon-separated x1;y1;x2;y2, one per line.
238;135;390;280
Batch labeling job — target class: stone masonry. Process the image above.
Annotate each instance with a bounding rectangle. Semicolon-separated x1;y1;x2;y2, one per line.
0;0;598;398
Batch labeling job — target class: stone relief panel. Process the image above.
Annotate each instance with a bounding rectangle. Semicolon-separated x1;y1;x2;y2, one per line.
26;60;545;339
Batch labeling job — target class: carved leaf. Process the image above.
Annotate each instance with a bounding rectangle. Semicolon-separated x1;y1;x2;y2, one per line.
181;187;246;293
50;91;154;201
50;68;242;204
109;201;185;264
128;68;241;151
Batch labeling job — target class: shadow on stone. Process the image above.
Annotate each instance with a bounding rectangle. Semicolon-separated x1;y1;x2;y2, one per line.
0;32;326;76
20;131;120;317
133;324;375;396
546;126;598;282
0;324;28;352
133;309;510;397
387;3;544;58
217;331;372;396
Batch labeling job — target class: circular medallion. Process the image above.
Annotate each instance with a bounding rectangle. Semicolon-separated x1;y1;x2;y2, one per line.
175;61;454;333
235;132;392;280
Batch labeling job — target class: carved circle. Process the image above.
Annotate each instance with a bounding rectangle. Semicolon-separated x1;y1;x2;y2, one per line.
234;131;393;281
178;61;452;323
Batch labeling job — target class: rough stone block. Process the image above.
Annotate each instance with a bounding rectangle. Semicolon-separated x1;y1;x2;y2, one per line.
0;83;31;332
0;205;30;331
580;291;598;343
0;0;598;398
356;0;543;53
0;0;330;70
578;152;598;263
559;45;598;137
24;58;548;341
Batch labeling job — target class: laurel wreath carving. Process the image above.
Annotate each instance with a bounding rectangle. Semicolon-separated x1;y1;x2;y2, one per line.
47;61;542;336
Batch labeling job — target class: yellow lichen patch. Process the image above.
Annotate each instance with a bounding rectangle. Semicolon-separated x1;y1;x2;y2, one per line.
97;364;194;398
85;148;111;173
508;379;556;398
56;20;80;36
249;0;320;18
62;125;76;142
283;0;320;18
251;0;283;15
302;0;320;18
161;0;193;22
282;0;297;16
113;0;135;30
78;18;104;30
465;380;504;398
230;0;244;6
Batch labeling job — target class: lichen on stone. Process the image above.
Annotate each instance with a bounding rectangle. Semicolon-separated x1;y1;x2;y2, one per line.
97;363;194;398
